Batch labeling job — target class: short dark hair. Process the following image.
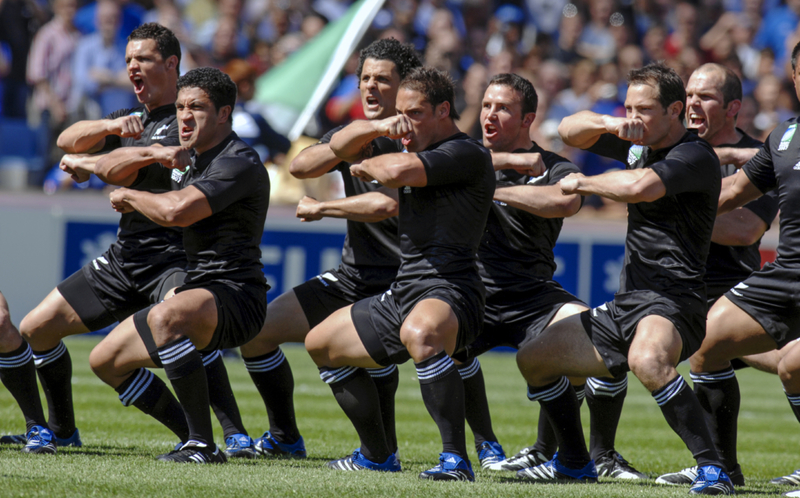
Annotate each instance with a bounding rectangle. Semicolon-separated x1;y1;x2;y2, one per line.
177;67;237;122
128;23;181;76
399;67;459;120
628;62;686;121
488;73;539;115
792;41;800;71
356;38;422;81
705;63;742;107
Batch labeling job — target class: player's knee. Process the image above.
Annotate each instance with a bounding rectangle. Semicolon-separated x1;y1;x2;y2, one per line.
304;330;330;367
146;306;182;343
400;324;438;361
88;344;115;381
18;311;42;342
628;349;668;381
777;358;797;386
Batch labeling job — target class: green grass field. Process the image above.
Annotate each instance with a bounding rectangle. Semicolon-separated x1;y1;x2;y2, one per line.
0;336;797;497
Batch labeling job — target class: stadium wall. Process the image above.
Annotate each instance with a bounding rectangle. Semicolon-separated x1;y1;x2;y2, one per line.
0;192;779;327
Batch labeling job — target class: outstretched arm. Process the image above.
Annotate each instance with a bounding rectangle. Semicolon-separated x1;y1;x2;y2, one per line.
330;115;412;163
289;143;342;179
108;185;211;227
718;170;764;215
57;114;145;154
494;184;581;218
714;147;760;169
95;145;191;186
296;188;399;223
711;207;770;246
559;169;665;203
350;153;427;189
491;151;546;176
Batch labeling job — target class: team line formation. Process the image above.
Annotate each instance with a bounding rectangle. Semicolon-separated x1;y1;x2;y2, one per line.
4;22;800;496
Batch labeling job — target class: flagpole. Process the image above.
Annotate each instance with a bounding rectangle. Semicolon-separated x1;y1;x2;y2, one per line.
287;0;387;141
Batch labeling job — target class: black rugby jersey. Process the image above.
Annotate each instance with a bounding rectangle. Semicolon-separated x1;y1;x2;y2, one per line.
393;132;495;285
587;132;720;302
166;132;270;285
743;117;800;267
319;126;400;272
705;130;777;291
478;143;582;295
100;104;184;264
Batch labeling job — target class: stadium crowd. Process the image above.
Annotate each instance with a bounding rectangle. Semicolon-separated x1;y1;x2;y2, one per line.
2;0;800;211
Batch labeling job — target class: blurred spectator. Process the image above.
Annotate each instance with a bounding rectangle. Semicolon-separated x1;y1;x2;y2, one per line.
485;4;525;59
69;0;136;119
665;1;703;58
0;0;45;118
194;0;249;57
551;5;584;64
522;0;568;37
616;44;644;101
224;58;291;164
754;0;800;71
74;0;145;42
323;52;364;126
26;0;80;161
752;73;793;139
642;24;668;63
577;0;617;64
455;61;487;140
552;57;597;118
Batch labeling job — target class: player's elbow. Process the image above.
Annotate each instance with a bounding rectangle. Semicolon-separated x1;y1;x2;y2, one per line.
289;156;316;179
558;195;583;217
373;196;399;219
627;178;664;203
734;224;766;246
56;134;76;153
382;163;424;189
162;201;196;227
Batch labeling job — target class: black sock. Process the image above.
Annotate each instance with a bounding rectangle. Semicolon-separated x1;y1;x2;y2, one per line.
32;342;76;438
158;337;214;447
527;377;590;468
457;357;497;449
321;366;390;463
691;368;740;471
785;392;800;424
654;374;721;468
416;352;468;459
0;342;47;431
115;368;190;441
244;348;300;443
201;350;246;439
367;365;399;454
532;382;584;459
586;375;627;460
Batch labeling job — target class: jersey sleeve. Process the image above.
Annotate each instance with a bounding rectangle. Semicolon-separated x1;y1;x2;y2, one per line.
649;143;718;196
191;155;265;214
743;189;779;227
742;137;778;194
130;163;174;191
418;140;490;187
584;133;631;164
544;159;581;185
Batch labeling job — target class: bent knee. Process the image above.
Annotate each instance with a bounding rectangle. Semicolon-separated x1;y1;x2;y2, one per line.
304;330;331;367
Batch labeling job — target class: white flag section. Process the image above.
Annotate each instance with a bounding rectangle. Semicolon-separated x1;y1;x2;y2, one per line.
288;0;386;141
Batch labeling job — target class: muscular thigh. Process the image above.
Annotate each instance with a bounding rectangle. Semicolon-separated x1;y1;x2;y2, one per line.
89;316;155;388
147;288;218;349
20;288;90;349
305;305;381;369
240;290;310;357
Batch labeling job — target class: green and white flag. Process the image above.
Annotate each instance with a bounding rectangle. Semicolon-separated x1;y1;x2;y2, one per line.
255;0;386;140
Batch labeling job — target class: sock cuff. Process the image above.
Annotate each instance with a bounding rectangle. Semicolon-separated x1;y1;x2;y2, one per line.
587;375;628;397
244;348;286;373
116;368;155;407
32;341;67;368
652;375;687;406
456;357;481;380
690;367;736;384
200;350;222;366
415;351;455;385
786;391;800;406
0;342;32;368
319;366;358;385
573;383;586;401
158;337;201;379
366;364;397;378
527;376;570;402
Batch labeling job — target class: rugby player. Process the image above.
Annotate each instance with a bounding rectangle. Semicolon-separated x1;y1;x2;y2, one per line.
656;63;779;487
466;73;645;479
304;67;495;481
237;38;420;460
514;62;732;494
686;42;800;490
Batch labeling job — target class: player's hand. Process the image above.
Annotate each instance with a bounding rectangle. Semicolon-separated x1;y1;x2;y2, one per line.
109;188;134;213
605;116;644;143
157;146;192;169
350;162;376;183
559;173;585;195
296;196;323;222
59;154;91;183
500;152;546;177
109;115;144;139
373;115;413;140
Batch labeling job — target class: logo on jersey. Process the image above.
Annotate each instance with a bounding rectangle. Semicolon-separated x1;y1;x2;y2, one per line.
494;200;508;206
627;145;644;165
779;124;797;151
91;256;109;271
171;166;190;183
129;111;143;118
591;303;609;317
151;124;170;140
794;161;800;170
403;186;412;194
527;170;548;184
729;281;749;297
380;289;393;302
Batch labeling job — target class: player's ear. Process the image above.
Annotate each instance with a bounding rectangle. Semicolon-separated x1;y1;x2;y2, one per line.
669;100;683;120
522;112;536;128
438;101;450;118
726;99;742;119
218;105;232;124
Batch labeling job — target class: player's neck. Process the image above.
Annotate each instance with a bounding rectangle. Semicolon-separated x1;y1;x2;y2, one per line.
708;125;741;147
650;123;687;151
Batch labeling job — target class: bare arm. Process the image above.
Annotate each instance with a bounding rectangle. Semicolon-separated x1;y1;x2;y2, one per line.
350;153;427;189
57;115;145;154
559;169;666;203
330;115;412;163
714;147;760;168
494;184;582;218
558;111;644;150
288;143;342;179
296;188;399;223
108;185;211;227
718;171;765;215
95;145;191;187
491;151;546;176
711;207;770;246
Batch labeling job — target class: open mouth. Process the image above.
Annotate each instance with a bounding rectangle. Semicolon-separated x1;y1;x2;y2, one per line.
131;74;145;95
484;123;498;139
365;95;379;108
688;112;706;129
180;126;194;141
